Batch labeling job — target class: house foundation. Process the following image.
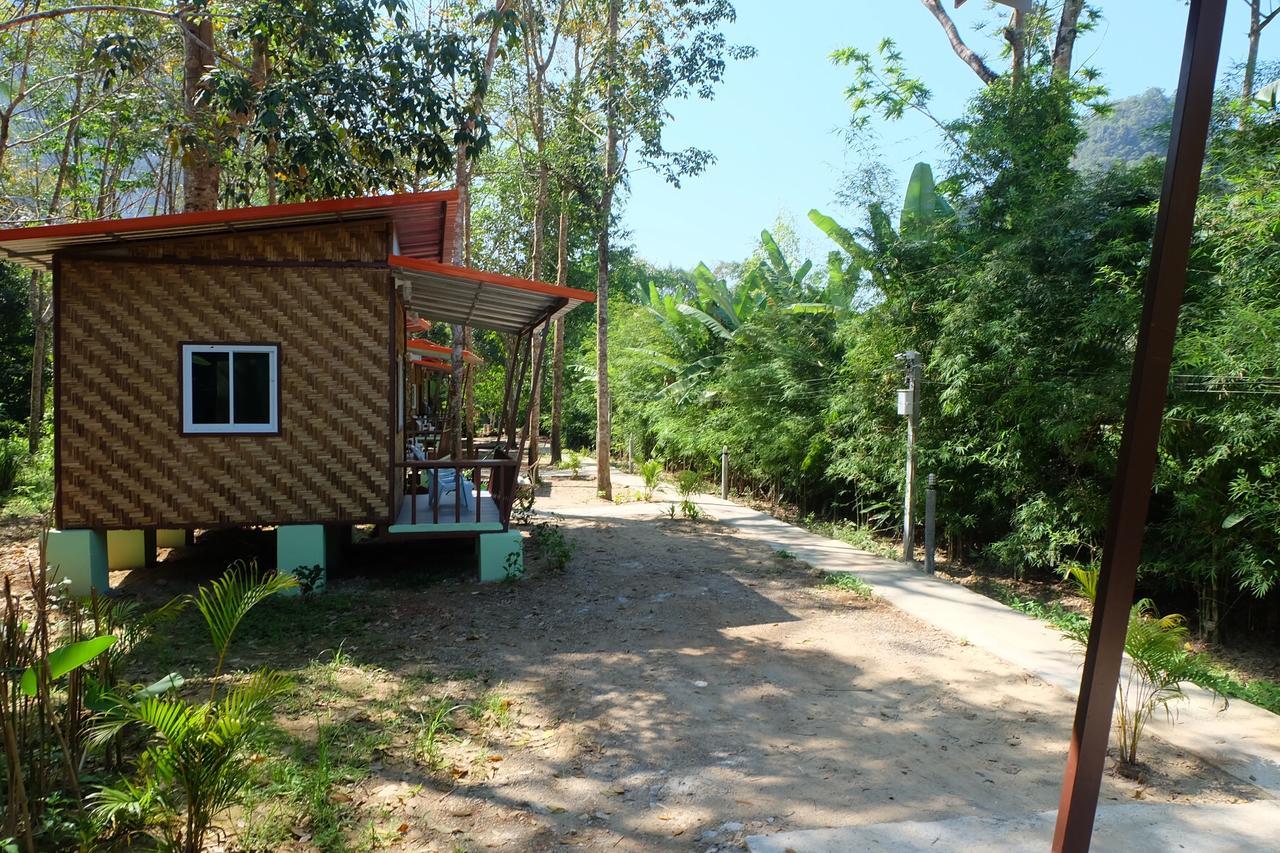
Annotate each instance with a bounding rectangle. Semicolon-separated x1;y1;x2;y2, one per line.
478;530;523;582
107;530;157;570
45;529;109;596
276;524;346;593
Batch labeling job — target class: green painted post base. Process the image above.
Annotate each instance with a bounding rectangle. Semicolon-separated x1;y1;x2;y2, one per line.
478;530;523;582
46;529;109;596
276;525;344;594
156;529;188;549
107;530;152;570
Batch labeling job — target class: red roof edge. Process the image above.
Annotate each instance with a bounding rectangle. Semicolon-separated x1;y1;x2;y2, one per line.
389;255;597;303
0;190;459;243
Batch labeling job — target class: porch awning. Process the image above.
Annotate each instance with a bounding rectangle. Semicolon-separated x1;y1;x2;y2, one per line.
391;255;595;335
407;338;483;366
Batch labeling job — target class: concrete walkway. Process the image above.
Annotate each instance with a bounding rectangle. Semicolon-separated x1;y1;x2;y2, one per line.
548;467;1280;801
743;800;1280;852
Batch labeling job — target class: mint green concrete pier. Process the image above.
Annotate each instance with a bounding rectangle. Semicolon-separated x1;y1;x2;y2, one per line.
45;529;108;596
477;530;523;582
276;525;345;592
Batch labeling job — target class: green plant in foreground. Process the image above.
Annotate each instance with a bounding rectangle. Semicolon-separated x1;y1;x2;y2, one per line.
530;523;574;571
639;459;662;500
821;572;873;598
91;562;297;852
1061;566;1198;768
564;450;583;479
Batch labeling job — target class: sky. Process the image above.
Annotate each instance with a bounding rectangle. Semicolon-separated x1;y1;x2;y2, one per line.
622;0;1278;270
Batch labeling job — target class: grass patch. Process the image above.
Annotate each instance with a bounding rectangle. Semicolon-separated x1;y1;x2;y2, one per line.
820;572;874;598
806;519;900;560
983;580;1280;716
1;431;52;518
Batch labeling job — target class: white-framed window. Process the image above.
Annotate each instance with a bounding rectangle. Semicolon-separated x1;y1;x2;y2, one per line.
181;343;279;434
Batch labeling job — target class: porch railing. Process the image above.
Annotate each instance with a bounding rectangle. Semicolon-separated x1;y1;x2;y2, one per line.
394;451;519;529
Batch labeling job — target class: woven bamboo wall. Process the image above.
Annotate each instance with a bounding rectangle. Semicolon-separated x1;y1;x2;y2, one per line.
56;221;394;529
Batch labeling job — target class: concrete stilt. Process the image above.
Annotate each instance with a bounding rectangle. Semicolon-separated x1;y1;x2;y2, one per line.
276;525;342;594
45;529;109;596
477;530;523;582
156;528;188;549
107;530;151;570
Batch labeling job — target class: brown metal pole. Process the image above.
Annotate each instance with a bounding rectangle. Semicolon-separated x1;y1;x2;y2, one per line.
1052;2;1226;850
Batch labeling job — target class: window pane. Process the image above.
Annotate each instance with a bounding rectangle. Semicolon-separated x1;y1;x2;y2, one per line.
190;352;230;424
233;351;272;425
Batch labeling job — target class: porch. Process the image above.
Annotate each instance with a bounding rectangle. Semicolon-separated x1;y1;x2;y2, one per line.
388;456;518;534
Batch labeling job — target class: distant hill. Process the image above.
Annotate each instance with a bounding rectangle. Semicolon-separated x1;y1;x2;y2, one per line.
1074;88;1173;172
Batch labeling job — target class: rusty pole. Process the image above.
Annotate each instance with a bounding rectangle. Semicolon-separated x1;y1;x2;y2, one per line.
1052;1;1226;850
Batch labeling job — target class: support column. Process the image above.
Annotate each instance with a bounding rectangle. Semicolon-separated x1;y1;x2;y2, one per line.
107;530;152;570
45;529;108;596
276;524;341;594
156;528;189;549
477;530;522;582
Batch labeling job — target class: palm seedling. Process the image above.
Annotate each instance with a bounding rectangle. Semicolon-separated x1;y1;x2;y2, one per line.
90;561;296;852
1061;565;1198;768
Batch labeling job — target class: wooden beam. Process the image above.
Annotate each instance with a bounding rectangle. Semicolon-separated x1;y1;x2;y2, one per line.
1052;1;1226;850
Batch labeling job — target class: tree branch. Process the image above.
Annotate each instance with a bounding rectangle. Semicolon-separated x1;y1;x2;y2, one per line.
920;0;997;85
0;5;181;33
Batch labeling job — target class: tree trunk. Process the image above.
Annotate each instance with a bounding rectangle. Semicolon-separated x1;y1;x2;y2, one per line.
1005;8;1026;89
180;8;219;211
26;275;47;453
527;164;550;469
1242;0;1261;104
1051;0;1085;80
550;200;569;465
448;1;509;454
595;0;619;499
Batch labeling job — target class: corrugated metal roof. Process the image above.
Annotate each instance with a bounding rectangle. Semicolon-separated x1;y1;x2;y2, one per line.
391;256;595;335
0;191;457;269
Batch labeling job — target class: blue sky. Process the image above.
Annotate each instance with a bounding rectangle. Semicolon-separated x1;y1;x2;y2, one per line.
622;0;1277;270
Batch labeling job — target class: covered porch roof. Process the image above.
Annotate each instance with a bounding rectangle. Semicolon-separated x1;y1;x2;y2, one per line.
391;256;594;335
407;338;484;366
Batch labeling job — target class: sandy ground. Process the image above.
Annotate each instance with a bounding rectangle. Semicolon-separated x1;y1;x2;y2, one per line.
294;470;1260;851
3;472;1267;851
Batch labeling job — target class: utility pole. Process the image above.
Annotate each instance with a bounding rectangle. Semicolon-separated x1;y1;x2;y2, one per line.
895;350;922;562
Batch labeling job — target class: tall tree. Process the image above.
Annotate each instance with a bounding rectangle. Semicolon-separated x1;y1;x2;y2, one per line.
1242;1;1279;102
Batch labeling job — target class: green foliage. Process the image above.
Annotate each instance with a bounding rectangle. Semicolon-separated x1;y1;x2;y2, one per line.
563;450;583;479
1062;568;1198;766
675;469;702;498
530;522;574;571
20;635;116;697
820;572;874;598
2;424;52;517
1074;88;1173;171
0;434;24;497
639;459;663;500
0;263;33;424
92;564;296;852
511;482;536;525
188;560;298;690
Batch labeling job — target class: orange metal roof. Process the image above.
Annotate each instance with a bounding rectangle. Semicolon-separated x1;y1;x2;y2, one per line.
391;255;594;335
405;316;432;334
0;191;458;269
407;337;483;366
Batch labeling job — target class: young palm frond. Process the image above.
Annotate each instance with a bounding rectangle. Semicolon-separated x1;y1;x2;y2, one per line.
188;560;297;693
1062;567;1196;766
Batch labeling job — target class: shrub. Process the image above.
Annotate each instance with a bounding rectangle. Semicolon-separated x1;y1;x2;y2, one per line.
675;469;702;498
564;450;583;479
1061;566;1198;768
511;482;536;524
639;459;662;500
530;523;574;571
821;572;874;597
0;434;23;495
91;562;297;852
